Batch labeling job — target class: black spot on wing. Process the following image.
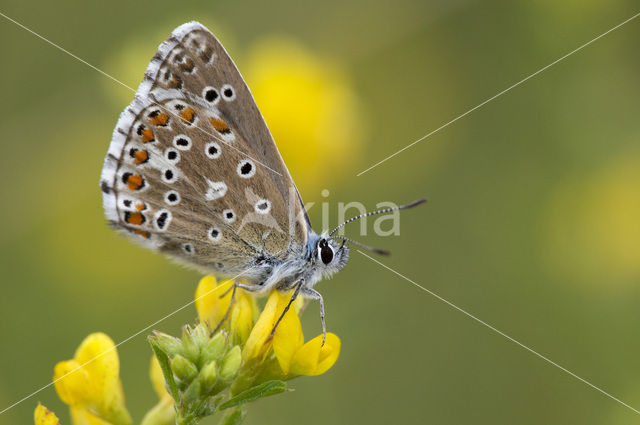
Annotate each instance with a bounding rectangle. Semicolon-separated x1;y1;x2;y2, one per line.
101;181;112;194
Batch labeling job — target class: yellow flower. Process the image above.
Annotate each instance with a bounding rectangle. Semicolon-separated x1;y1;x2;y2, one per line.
69;409;112;425
245;37;363;192
243;290;340;377
195;275;341;381
35;403;111;425
34;403;61;425
53;333;131;425
195;276;259;344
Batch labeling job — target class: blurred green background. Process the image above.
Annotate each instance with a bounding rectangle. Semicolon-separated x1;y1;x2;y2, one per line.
1;0;640;424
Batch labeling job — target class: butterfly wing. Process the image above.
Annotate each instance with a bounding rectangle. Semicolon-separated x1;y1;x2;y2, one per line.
101;22;310;281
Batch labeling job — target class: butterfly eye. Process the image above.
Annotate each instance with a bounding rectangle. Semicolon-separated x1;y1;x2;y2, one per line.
321;244;334;265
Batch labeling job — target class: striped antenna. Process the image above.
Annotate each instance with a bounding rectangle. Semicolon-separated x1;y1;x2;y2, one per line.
328;198;427;237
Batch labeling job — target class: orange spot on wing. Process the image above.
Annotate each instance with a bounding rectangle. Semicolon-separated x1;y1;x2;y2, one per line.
134;229;150;238
180;107;196;124
141;128;155;143
134;150;148;164
126;211;144;225
209;117;230;133
149;113;169;126
126;174;144;190
135;203;146;211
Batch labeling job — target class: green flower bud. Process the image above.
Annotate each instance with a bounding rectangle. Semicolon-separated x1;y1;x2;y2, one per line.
190;323;210;351
150;331;183;357
170;354;198;383
198;360;218;394
182;380;201;404
202;332;226;363
219;346;242;381
181;326;200;364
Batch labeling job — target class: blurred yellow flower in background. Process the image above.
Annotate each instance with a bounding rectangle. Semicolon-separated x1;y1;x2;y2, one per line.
52;333;131;425
243;37;363;192
34;403;61;425
544;146;640;286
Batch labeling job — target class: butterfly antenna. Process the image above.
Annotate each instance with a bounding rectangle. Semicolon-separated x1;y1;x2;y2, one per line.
328;198;427;237
331;235;391;256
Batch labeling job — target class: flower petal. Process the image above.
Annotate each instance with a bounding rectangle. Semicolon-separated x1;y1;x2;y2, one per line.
272;291;304;374
53;333;131;425
72;333;121;403
290;332;341;376
53;360;91;406
195;276;233;328
70;407;112;425
242;291;280;361
229;293;255;344
34;403;61;425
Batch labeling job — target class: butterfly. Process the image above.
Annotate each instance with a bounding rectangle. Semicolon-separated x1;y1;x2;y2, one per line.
100;21;425;341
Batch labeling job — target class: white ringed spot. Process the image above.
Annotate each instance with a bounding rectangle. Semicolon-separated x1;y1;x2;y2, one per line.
164;190;180;205
255;199;271;214
153;209;172;231
205;142;221;159
202;86;220;105
208;227;222;242
221;84;236;101
165;147;180;163
162;168;178;183
222;209;236;223
173;134;192;151
237;159;256;178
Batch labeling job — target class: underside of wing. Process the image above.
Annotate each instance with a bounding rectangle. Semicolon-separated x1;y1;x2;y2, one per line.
100;22;312;280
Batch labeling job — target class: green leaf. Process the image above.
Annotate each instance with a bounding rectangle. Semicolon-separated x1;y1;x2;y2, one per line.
149;337;180;401
219;380;287;410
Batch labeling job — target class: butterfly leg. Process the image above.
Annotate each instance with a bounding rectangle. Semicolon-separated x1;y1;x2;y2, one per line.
210;281;264;336
301;288;326;346
269;281;303;340
219;281;258;298
210;283;238;336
